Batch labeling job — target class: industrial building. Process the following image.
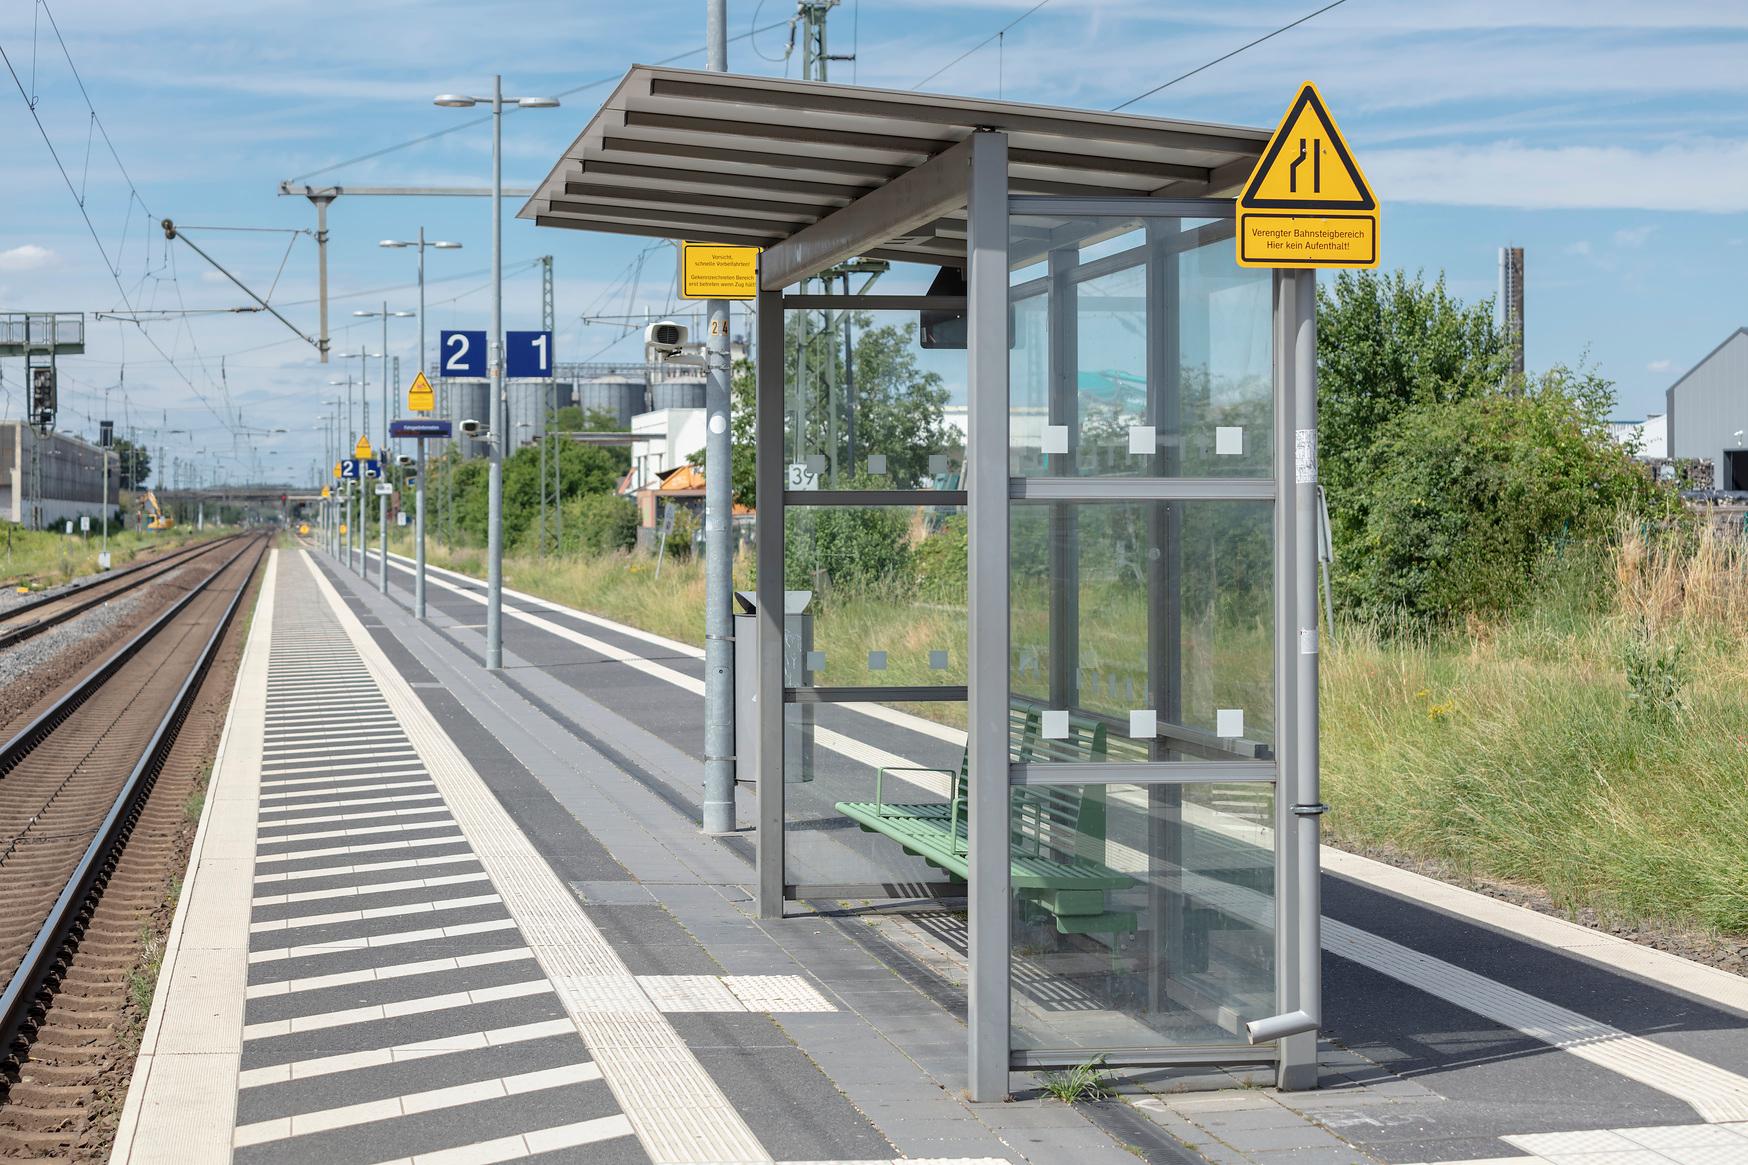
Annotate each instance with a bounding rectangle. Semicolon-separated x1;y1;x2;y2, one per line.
1665;327;1748;492
0;422;120;527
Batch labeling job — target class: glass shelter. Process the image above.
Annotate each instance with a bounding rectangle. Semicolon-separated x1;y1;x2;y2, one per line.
523;67;1322;1099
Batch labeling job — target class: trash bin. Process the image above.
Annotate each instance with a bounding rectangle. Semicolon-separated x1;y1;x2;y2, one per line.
733;590;814;785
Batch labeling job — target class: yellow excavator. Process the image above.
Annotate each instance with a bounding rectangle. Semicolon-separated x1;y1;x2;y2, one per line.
138;490;174;531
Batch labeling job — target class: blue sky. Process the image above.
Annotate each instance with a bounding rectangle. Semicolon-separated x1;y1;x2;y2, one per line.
3;0;1746;485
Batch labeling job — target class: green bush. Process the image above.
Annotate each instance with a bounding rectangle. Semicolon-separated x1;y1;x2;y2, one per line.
785;506;913;593
1339;372;1677;627
564;493;638;556
913;515;967;600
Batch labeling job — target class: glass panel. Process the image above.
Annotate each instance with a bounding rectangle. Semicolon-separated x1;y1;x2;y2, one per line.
784;698;966;889
1010;500;1274;760
1009;782;1276;1052
783;504;966;688
1009;215;1273;478
784;308;965;490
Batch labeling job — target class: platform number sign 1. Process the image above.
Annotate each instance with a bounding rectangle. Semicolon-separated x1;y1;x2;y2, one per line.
440;329;488;378
505;330;553;378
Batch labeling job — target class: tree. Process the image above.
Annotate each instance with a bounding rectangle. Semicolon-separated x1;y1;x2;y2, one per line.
1317;270;1509;550
693;318;954;507
113;438;151;491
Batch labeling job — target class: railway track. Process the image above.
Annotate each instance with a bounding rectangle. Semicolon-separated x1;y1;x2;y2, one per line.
0;534;245;653
0;532;269;1155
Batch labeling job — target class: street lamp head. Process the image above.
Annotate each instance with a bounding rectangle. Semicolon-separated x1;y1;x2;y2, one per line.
380;240;410;248
391;311;415;318
433;241;463;249
517;97;560;108
434;94;477;108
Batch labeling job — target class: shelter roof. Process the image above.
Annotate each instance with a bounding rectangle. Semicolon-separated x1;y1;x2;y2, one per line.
520;65;1269;268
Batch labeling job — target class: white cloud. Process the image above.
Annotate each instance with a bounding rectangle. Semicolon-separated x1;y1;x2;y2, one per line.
0;244;58;272
1648;359;1674;373
1564;240;1593;256
1613;225;1658;247
1367;138;1748;211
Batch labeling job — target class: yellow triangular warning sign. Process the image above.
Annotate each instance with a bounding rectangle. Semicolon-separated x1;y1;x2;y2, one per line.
1239;81;1375;211
332;461;342;480
355;434;373;460
407;370;435;414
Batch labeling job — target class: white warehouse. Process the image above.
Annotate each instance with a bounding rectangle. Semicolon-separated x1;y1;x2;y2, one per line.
1666;327;1748;491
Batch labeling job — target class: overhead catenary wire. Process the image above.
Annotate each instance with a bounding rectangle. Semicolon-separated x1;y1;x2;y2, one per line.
285;19;793;185
1112;0;1351;111
911;0;1051;91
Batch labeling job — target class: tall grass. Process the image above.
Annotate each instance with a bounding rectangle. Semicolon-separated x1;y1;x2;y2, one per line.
1323;518;1748;935
401;518;1748;936
0;525;217;589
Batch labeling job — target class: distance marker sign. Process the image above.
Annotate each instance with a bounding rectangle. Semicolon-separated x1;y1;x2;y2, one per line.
1236;82;1378;269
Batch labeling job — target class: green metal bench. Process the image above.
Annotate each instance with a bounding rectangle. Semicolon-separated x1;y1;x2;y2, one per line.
835;703;1138;936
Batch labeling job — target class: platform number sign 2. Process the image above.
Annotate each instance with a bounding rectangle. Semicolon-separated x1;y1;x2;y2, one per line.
440;329;487;378
506;331;553;378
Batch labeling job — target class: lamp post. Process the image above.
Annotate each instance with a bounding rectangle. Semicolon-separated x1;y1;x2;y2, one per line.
381;232;461;620
435;78;559;670
354;308;414;594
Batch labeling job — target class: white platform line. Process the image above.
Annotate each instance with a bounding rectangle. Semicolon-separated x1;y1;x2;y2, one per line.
249;891;502;934
245;944;534;998
253;851;479;885
253;831;467;865
261;779;434;803
257;801;450;829
240;977;551;1040
305;551;771;1165
249;916;519;965
252;870;490;908
231;1061;603;1146
260;791;443;817
257;819;458;847
260;767;430;790
260;753;422;777
236;1018;578;1087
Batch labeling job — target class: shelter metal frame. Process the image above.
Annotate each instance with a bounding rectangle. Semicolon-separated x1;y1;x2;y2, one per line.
524;67;1318;1102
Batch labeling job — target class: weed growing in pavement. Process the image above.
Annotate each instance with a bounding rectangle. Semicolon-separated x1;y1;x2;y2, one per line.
126;925;166;1018
1039;1056;1111;1104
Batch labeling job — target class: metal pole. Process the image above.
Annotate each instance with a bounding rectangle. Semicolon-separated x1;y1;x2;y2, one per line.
380;303;390;593
702;0;735;834
312;195;332;363
965;129;1009;1104
416;227;429;619
361;354;370;580
485;73;506;669
755;287;785;918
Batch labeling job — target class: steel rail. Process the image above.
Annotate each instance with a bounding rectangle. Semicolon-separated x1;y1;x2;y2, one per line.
0;534;244;650
0;533;268;1060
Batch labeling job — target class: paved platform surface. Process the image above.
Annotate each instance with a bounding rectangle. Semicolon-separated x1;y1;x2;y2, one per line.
111;545;1748;1165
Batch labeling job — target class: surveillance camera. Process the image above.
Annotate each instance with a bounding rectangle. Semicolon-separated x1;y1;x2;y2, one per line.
645;321;687;350
459;418;484;438
396;454;415;467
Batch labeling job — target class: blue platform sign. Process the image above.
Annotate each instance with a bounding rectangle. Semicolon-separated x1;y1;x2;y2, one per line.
439;329;487;378
390;419;454;439
505;330;553;378
340;458;382;480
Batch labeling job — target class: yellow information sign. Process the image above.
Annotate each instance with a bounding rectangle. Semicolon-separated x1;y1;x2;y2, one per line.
355;434;373;460
678;241;761;300
332;462;342;480
339;523;348;534
1236;82;1378;269
321;485;331;498
407;370;435;413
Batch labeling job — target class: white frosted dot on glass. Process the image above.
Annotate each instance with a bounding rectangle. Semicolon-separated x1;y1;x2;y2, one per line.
867;454;887;475
1217;708;1245;738
1041;710;1070;739
805;650;826;672
1129;710;1156;739
928;454;949;475
1216;426;1244;456
805;454;826;473
1042;424;1070;455
1128;425;1156;455
867;650;887;670
929;650;948;670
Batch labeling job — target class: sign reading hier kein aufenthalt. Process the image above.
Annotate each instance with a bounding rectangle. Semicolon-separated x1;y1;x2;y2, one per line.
1236;82;1378;269
678;241;761;300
